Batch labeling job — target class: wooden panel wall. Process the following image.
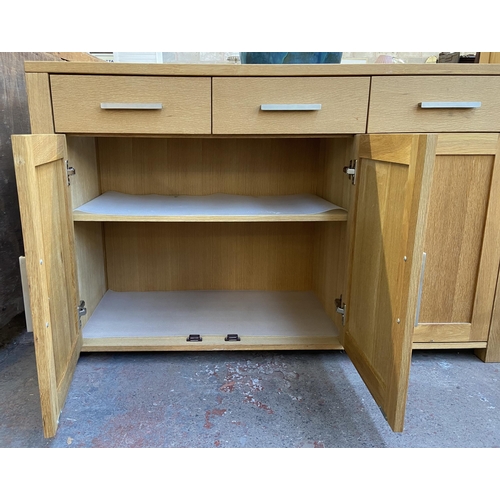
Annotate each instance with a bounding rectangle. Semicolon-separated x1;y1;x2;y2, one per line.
105;222;315;292
67;136;107;325
313;137;354;330
97;137;321;196
419;155;493;323
415;134;500;344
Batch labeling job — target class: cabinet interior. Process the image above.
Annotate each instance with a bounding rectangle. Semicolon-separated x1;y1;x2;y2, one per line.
67;135;354;350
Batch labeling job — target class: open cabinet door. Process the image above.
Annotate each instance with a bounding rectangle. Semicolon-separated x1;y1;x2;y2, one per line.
343;134;437;432
12;135;81;438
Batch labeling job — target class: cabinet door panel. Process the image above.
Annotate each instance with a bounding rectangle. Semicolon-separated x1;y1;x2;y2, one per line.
12;135;80;438
344;134;436;432
414;134;500;343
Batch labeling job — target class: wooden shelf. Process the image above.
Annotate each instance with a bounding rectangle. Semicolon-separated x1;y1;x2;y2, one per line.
73;192;347;222
81;290;342;351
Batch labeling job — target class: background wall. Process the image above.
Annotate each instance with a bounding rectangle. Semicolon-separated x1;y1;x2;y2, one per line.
163;52;443;64
0;52;100;329
104;52;452;64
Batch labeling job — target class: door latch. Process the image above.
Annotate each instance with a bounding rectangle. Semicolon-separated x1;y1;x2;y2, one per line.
343;159;357;185
335;295;346;326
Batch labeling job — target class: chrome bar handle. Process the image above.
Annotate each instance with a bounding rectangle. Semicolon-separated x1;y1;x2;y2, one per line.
414;252;427;327
419;102;481;109
100;103;163;110
261;104;322;111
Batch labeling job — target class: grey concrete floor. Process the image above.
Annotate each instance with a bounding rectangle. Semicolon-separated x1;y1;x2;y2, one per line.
1;313;500;448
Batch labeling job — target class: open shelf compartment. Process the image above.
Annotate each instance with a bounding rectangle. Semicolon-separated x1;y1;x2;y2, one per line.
81;290;342;351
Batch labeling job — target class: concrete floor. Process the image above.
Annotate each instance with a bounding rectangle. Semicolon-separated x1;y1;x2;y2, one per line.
1;313;500;448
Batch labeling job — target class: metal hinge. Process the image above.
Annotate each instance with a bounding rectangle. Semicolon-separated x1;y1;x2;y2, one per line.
335;294;346;326
187;334;203;342
225;334;241;342
343;159;357;185
66;160;76;186
77;300;87;328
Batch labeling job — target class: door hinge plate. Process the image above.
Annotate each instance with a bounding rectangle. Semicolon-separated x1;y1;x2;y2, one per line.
343;159;357;185
187;334;203;342
225;334;241;342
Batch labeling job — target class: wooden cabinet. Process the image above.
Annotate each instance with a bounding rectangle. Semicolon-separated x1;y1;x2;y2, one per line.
12;62;500;438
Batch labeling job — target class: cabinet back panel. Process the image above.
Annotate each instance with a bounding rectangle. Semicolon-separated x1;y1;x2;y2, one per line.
420;155;493;323
104;222;315;291
97;137;320;196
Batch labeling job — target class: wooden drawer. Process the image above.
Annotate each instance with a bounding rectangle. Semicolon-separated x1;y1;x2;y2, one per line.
50;75;212;134
368;76;500;133
212;77;370;134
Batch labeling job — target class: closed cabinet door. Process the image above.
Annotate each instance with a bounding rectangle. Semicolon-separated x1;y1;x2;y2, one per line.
12;134;81;438
343;134;437;432
413;134;500;346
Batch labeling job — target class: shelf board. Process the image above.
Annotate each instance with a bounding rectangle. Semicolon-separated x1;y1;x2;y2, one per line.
73;192;347;222
81;290;341;351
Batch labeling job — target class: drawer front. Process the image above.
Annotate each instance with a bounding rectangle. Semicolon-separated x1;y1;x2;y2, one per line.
369;76;500;133
50;75;211;134
213;77;370;134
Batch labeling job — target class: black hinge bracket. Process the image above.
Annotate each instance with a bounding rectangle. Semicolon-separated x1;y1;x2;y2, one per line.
225;334;241;342
187;334;203;342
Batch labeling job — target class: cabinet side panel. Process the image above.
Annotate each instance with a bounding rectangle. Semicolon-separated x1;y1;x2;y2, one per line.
105;222;314;291
67;136;106;328
98;137;320;196
74;222;107;329
67;136;100;208
313;138;353;331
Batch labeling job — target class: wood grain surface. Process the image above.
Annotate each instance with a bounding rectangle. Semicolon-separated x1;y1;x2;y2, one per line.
369;76;500;133
50;75;212;134
12;134;80;438
213;77;369;134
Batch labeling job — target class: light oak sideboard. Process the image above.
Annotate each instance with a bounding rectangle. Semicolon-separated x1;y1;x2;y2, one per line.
12;61;500;438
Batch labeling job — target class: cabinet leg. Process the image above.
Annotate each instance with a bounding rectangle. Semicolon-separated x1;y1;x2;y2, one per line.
475;345;500;363
478;269;500;362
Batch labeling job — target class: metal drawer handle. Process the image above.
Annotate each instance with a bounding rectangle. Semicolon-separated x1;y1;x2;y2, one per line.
100;103;163;110
419;102;481;109
261;104;322;111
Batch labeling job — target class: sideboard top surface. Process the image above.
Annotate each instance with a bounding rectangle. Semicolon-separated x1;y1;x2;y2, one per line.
23;61;500;77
